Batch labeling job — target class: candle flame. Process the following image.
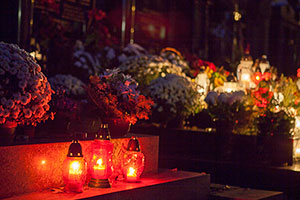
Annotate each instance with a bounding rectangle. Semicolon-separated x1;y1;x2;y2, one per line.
69;161;81;175
71;161;80;170
93;158;106;170
296;117;300;128
97;158;103;166
241;74;250;81
127;167;136;177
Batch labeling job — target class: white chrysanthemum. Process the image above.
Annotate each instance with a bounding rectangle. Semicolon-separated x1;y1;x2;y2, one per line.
73;45;102;75
0;42;53;126
49;74;86;96
148;74;202;118
119;55;186;88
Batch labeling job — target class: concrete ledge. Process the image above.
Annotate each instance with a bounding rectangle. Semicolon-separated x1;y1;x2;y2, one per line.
0;134;159;199
5;170;210;200
210;184;284;200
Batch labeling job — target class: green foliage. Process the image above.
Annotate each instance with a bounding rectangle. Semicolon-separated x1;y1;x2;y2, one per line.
256;110;295;137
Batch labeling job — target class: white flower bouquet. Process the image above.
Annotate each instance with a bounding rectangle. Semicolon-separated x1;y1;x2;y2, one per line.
160;47;190;74
49;74;86;97
0;42;54;127
119;55;185;88
148;74;202;124
73;42;102;76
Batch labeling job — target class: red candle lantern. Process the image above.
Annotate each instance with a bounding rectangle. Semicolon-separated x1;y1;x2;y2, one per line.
122;137;145;182
88;124;114;188
62;140;87;193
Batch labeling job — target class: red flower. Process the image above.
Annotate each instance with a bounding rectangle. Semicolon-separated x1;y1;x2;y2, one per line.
258;87;268;94
297;68;300;78
262;72;271;81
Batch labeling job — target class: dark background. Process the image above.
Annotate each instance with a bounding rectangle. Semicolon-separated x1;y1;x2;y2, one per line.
0;0;300;75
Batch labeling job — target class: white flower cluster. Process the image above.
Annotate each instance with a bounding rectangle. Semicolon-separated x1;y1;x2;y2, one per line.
118;55;185;87
118;43;148;63
148;74;201;117
0;42;53;125
49;74;86;96
205;91;245;105
160;51;190;73
73;43;102;75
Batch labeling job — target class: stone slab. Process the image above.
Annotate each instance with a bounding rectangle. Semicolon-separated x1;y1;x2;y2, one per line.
210;184;284;200
4;170;210;200
0;134;158;199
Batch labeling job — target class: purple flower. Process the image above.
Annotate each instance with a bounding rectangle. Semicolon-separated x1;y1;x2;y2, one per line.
205;91;218;105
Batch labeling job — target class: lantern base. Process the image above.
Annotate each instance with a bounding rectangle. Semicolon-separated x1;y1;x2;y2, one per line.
65;183;84;193
88;178;111;188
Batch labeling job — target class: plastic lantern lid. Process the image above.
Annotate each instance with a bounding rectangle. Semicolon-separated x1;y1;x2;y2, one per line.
126;136;141;152
95;124;111;140
227;74;236;82
199;66;206;72
67;140;83;157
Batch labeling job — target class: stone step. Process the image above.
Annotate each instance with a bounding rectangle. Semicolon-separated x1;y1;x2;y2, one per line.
210;184;284;200
5;170;210;200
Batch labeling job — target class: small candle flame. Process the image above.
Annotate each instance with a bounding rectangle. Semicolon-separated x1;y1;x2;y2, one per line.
97;158;103;166
127;167;136;177
93;158;106;170
241;74;250;81
69;161;81;175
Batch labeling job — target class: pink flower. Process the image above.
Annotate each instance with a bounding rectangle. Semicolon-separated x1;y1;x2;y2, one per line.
3;109;9;117
20;96;29;105
35;106;45;118
6;99;15;109
43;104;50;111
13;93;21;103
0;106;4;116
0;117;5;124
23;108;32;119
1;97;7;105
24;93;32;101
19;80;27;89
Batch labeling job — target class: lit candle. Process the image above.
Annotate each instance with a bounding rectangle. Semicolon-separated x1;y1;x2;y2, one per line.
93;158;106;178
126;167;137;182
68;161;83;182
62;140;87;193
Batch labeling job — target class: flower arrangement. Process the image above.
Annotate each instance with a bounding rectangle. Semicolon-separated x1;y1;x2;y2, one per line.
209;67;229;89
73;41;102;78
0;42;54;126
191;59;216;77
118;55;185;89
87;69;154;125
205;91;256;135
49;74;86;97
160;47;190;74
148;74;202;125
272;75;300;116
251;71;272;86
85;9;118;51
256;109;294;137
251;80;274;110
49;74;86;121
